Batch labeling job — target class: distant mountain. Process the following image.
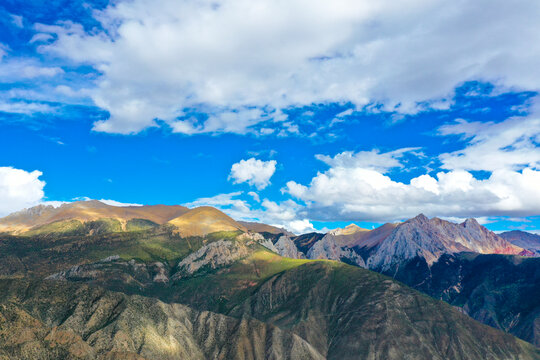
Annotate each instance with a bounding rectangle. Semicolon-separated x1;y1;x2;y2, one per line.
366;214;525;272
500;230;540;255
0;200;189;234
167;206;247;237
238;221;295;236
275;215;526;273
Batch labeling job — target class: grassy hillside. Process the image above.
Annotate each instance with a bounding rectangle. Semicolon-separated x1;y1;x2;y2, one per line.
0;227;242;277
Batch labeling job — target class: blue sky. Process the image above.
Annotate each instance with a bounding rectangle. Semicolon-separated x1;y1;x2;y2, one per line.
1;0;539;234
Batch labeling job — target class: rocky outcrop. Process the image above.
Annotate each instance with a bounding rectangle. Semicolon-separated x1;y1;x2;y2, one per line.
307;234;365;268
274;236;306;259
47;257;173;285
0;279;324;360
172;240;249;279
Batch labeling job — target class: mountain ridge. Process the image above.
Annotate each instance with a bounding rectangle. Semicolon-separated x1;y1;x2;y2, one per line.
0;201;189;234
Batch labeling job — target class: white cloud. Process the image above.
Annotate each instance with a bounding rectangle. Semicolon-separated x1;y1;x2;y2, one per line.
0;60;63;80
0;101;57;115
285;150;540;222
98;199;143;207
248;191;260;203
315;147;421;173
29;33;54;44
287;219;316;234
229;158;277;190
438;116;540;171
36;0;540;134
70;196;143;207
0;167;45;216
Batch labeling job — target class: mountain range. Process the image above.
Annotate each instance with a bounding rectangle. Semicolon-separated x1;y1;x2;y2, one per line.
500;230;540;256
0;200;539;359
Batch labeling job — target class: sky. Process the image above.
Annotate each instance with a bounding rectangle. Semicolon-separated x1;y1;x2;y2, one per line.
1;0;539;234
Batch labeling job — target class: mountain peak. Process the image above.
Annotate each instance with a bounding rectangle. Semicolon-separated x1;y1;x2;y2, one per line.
462;217;480;227
329;223;368;236
168;206;247;237
409;213;429;223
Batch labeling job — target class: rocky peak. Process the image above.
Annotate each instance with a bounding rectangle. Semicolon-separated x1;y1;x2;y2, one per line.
408;213;430;225
329;223;366;236
462;217;480;228
367;214;526;271
274;236;306;259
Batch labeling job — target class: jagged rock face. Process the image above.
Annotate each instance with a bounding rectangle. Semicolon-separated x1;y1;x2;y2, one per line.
173;240;249;279
254;234;306;259
47;257;173;286
0;279;324;360
500;230;540;255
307;234;366;268
272;236;306;259
260;238;279;253
367;214;524;271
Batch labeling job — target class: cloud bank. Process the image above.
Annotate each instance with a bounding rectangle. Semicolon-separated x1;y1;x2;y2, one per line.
285;113;540;222
35;0;540;134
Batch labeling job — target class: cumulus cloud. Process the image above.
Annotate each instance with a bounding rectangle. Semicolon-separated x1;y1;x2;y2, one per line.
36;0;540;134
229;158;277;189
286;165;540;222
285;114;540;224
0;167;45;216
